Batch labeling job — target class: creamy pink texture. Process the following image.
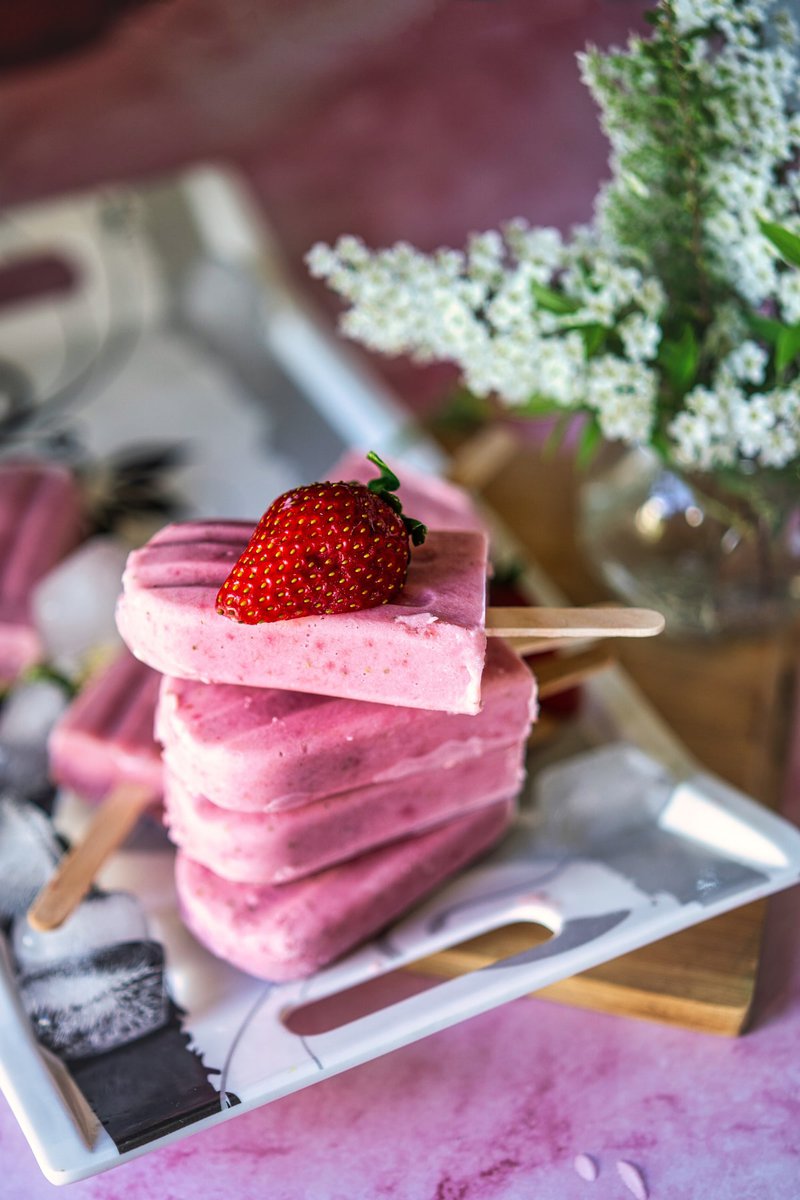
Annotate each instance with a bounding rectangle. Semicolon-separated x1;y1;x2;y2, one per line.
117;522;488;713
0;461;84;684
163;741;524;883
156;638;535;811
49;648;163;802
175;799;515;980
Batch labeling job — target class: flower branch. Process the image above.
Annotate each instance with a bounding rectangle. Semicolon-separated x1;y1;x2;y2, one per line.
307;0;800;483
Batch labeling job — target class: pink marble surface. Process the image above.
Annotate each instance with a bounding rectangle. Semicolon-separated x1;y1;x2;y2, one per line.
2;857;800;1200
1;1;800;1195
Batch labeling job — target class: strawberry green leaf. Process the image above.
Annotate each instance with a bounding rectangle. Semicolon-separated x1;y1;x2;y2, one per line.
366;451;401;496
403;516;428;547
366;451;427;545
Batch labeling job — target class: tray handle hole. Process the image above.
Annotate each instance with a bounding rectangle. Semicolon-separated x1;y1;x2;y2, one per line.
283;919;554;1038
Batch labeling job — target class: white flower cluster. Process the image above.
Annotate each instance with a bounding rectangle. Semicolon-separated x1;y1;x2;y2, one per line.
670;341;800;469
698;9;800;309
308;226;664;447
583;0;800;313
308;0;800;477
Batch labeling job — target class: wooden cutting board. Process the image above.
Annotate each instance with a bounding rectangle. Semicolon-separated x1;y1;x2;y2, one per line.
417;436;798;1036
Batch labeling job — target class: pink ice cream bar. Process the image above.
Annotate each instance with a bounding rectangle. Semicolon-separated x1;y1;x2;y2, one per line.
117;523;488;714
49;648;163;802
156;638;536;813
163;741;525;884
174;799;515;981
0;461;84;684
326;450;487;535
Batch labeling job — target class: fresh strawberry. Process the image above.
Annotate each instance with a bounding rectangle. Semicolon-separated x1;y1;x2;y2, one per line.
216;452;427;624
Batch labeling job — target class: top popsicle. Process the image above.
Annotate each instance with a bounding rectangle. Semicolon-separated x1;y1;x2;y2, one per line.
117;521;488;713
117;451;494;713
117;451;664;712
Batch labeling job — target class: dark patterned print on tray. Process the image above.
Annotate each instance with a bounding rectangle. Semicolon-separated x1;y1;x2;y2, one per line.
0;794;236;1153
70;1000;239;1153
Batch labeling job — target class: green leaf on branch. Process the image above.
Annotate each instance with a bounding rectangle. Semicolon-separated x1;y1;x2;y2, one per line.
22;662;78;698
429;387;493;433
575;416;603;468
542;414;572;459
650;429;672;462
657;324;698;394
745;310;800;375
563;322;606;357
759;220;800;269
775;324;800;375
516;394;565;418
530;281;581;315
747;311;785;345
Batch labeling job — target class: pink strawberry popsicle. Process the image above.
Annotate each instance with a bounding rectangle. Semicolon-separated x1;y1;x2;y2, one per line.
163;741;525;884
156;638;535;813
49;648;163;803
174;799;515;981
0;460;84;684
117;523;489;714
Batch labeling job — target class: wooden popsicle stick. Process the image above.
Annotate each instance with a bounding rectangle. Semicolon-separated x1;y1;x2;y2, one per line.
486;606;665;639
38;1045;101;1148
532;646;614;699
505;634;595;657
27;783;156;932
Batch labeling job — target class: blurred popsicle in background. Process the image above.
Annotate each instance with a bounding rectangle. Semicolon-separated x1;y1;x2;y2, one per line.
0;461;84;686
28;650;164;932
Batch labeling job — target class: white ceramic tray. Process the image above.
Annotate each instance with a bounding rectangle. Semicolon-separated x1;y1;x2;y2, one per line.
0;167;799;1185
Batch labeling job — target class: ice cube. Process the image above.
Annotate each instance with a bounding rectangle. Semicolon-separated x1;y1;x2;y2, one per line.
0;679;68;747
12;890;149;972
0;679;70;799
0;743;52;802
18;941;169;1059
32;536;128;671
0;795;62;923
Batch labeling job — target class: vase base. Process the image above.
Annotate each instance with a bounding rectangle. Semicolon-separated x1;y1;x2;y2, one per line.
580;450;800;641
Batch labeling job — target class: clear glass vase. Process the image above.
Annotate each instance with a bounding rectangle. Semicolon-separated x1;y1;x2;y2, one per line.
578;448;800;638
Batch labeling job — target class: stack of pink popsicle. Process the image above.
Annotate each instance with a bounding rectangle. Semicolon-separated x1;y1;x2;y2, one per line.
159;635;533;980
114;460;535;981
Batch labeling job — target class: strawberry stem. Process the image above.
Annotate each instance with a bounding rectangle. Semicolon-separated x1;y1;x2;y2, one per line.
366;451;401;495
365;450;427;546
